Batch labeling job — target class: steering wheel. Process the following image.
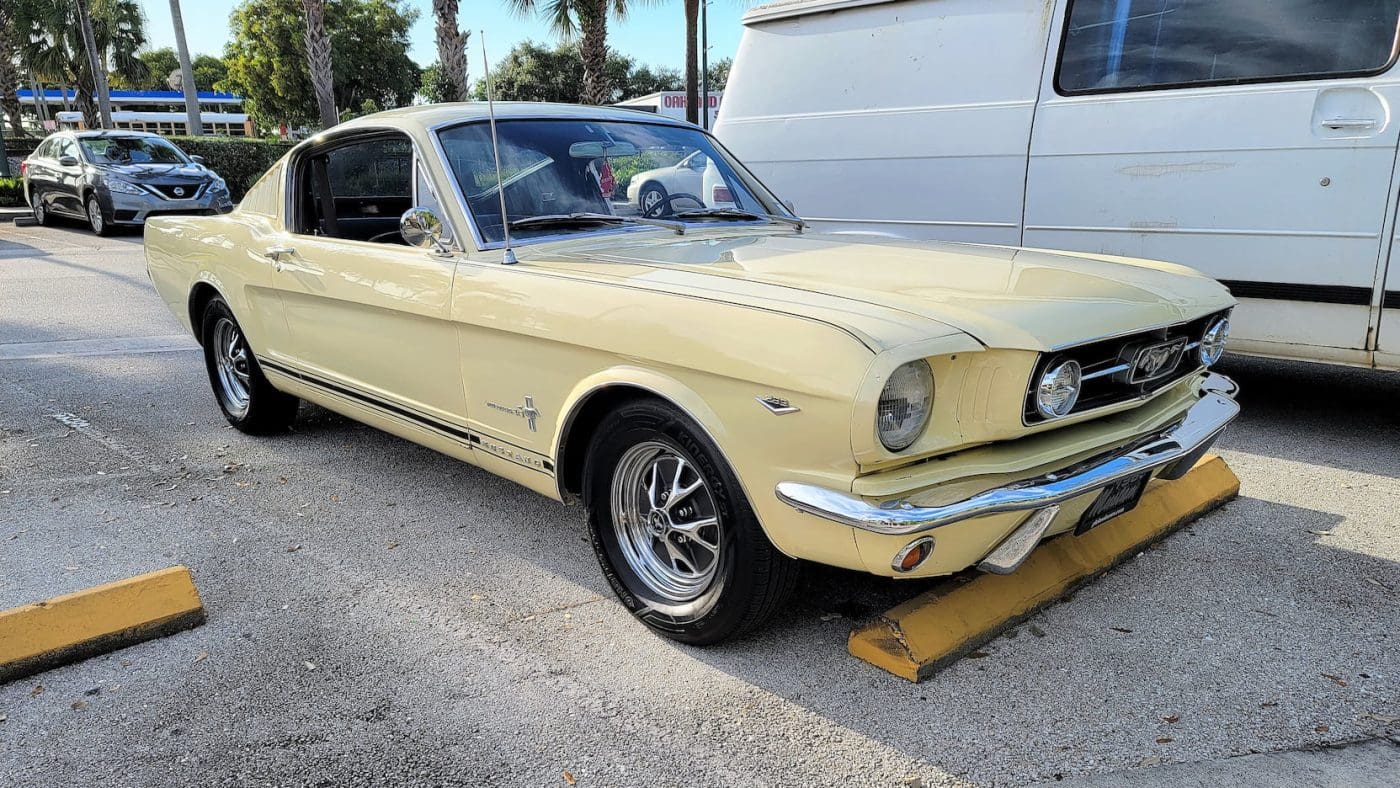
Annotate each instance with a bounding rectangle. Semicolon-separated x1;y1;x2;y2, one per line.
641;192;704;219
368;229;405;244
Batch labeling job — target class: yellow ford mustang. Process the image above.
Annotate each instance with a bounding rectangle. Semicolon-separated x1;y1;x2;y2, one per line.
145;103;1239;644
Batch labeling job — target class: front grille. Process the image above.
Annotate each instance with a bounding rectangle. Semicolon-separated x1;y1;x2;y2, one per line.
1023;310;1228;424
146;182;205;200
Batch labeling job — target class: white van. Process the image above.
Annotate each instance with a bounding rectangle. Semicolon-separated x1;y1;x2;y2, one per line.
716;0;1400;370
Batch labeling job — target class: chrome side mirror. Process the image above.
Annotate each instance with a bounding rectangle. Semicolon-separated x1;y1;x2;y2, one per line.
400;207;450;254
190;155;206;165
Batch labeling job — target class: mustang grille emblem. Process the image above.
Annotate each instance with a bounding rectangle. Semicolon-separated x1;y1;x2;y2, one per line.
487;396;540;431
1129;339;1187;383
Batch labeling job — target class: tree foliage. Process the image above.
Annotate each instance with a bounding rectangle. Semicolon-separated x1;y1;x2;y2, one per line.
471;42;729;105
223;0;420;129
16;0;148;128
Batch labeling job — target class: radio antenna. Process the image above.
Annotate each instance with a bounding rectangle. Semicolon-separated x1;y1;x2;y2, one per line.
481;33;517;265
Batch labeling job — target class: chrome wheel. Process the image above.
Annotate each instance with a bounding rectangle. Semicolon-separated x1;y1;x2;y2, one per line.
212;317;252;418
87;198;104;234
609;441;722;603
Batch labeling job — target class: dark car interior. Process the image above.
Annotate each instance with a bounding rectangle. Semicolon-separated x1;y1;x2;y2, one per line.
295;134;415;243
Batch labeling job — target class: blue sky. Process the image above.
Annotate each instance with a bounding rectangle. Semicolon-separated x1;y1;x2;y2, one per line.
139;0;750;75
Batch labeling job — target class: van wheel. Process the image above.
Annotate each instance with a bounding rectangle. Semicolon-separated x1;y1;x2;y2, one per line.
86;195;113;236
200;297;299;433
583;400;799;645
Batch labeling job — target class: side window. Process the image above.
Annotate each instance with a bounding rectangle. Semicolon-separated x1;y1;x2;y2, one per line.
58;138;79;162
295;135;416;243
1058;0;1400;95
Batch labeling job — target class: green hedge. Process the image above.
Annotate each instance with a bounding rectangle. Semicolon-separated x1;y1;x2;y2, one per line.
167;136;294;200
0;176;23;208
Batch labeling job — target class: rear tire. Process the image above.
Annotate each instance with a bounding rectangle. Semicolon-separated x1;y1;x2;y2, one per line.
31;192;49;226
583;400;799;645
199;297;299;433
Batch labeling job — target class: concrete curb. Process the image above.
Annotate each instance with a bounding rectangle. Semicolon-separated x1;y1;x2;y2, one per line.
848;455;1241;681
0;566;206;683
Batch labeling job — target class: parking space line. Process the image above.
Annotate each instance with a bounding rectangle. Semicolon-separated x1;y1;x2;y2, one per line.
0;334;198;360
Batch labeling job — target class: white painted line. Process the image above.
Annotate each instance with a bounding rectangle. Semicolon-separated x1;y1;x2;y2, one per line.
0;334;198;360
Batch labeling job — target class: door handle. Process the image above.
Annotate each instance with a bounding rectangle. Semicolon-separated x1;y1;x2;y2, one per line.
1321;118;1378;130
264;245;295;272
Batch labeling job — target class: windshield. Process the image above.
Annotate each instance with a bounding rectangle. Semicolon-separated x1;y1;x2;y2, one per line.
79;136;189;165
436;119;786;244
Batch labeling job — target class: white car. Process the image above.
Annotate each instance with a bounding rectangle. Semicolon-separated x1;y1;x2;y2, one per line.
625;151;733;213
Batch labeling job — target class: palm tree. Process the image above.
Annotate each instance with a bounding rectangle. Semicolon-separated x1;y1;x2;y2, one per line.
683;0;698;124
301;0;337;128
20;0;147;130
168;0;201;135
432;0;470;103
506;0;628;105
0;3;26;137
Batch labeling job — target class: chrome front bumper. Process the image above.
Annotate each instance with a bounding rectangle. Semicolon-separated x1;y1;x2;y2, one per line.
775;373;1240;536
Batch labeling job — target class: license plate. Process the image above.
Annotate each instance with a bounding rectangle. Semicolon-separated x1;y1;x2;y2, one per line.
1076;472;1151;534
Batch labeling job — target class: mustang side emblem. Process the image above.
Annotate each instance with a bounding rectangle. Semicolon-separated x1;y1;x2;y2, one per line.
756;395;800;415
487;396;541;431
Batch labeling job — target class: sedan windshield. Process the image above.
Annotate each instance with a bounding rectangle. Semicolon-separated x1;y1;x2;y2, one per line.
79;135;188;165
436;119;789;244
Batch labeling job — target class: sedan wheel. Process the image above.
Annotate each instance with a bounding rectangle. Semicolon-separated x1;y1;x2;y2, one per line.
31;195;48;226
584;400;799;644
86;195;112;236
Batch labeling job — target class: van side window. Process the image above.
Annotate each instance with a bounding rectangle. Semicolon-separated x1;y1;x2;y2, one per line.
1058;0;1400;95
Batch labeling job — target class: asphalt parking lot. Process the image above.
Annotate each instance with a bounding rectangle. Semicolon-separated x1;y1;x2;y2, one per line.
2;220;1397;786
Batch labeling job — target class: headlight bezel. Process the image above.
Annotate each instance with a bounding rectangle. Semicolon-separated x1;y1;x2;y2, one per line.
1198;316;1230;367
876;359;935;452
104;178;146;196
1034;358;1083;420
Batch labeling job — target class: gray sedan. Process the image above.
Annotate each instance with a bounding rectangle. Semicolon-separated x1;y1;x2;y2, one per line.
22;131;233;235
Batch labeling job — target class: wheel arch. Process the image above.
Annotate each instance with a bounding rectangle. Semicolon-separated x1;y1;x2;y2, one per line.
187;280;226;346
553;371;736;505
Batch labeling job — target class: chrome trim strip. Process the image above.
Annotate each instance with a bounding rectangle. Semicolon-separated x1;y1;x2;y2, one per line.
1080;362;1129;381
774;373;1239;536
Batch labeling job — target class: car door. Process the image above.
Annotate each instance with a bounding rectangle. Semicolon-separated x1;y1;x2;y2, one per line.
267;132;468;428
1378;226;1400;365
1025;0;1400;365
49;136;87;216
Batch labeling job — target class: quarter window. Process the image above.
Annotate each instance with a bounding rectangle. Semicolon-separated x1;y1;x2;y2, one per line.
1058;0;1400;95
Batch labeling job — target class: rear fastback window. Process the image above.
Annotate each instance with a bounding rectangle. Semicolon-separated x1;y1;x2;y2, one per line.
1057;0;1400;94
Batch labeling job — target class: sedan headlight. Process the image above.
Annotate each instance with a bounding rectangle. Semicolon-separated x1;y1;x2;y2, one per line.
1035;359;1082;419
877;360;934;451
1199;316;1230;366
105;179;146;195
209;176;228;194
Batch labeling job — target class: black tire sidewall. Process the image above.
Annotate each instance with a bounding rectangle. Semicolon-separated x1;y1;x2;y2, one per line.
583;401;778;644
86;195;110;236
639;183;667;216
199;297;295;432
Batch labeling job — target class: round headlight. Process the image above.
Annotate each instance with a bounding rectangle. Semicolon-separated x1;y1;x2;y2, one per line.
877;360;934;451
1199;317;1230;366
1036;359;1082;419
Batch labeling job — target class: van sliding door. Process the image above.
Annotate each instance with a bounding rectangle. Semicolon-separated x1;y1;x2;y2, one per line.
1025;0;1400;365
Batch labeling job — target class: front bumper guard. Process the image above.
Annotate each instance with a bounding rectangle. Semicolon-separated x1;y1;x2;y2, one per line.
775;373;1240;536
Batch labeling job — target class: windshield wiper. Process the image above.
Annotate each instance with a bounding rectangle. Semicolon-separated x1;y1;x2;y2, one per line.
508;212;685;235
672;208;807;232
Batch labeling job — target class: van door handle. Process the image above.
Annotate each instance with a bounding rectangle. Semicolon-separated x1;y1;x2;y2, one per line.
1321;118;1378;130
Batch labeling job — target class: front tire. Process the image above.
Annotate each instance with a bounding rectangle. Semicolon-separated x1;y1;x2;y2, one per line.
583;400;799;645
200;297;299;433
86;194;113;236
638;183;667;216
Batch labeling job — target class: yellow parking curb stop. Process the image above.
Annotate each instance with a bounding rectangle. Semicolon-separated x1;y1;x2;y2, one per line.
0;566;205;683
848;455;1240;682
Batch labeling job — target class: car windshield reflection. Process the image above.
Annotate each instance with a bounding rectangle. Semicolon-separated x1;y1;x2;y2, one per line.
435;119;790;244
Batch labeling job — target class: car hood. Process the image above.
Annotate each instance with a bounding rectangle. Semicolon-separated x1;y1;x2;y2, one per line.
94;163;208;181
541;230;1235;352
